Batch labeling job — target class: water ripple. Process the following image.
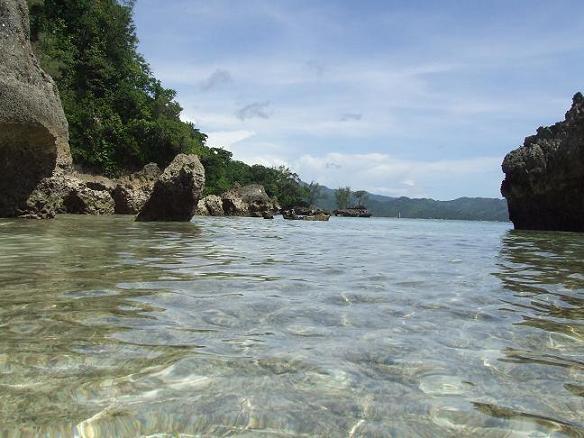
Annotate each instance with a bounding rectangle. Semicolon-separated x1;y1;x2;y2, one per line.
0;215;582;436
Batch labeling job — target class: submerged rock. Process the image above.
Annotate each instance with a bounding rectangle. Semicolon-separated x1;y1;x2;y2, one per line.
0;0;71;217
136;154;205;222
502;93;584;231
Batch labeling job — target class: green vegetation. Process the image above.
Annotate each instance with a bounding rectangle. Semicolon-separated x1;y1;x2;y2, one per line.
306;182;322;206
201;148;308;207
335;186;352;209
28;0;207;175
353;190;369;207
27;0;308;207
317;186;509;221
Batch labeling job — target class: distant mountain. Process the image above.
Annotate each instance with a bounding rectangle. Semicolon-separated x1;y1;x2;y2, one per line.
312;185;509;222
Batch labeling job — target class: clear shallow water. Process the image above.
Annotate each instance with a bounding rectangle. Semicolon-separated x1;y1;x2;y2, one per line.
0;215;582;437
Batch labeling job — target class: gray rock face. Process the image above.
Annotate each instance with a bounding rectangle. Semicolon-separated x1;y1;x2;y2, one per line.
63;187;115;215
501;93;584;231
136;154;205;222
218;184;278;217
0;0;71;217
22;172;115;217
113;163;161;214
221;186;251;216
196;195;224;216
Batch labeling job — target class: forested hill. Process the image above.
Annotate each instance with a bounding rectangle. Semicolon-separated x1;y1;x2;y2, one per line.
26;0;309;207
313;186;509;222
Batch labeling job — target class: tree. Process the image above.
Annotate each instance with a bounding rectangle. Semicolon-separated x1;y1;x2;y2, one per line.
335;186;352;209
353;190;369;207
306;181;322;206
28;0;206;175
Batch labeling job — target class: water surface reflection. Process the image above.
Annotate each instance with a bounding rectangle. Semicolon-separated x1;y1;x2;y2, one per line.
0;216;581;436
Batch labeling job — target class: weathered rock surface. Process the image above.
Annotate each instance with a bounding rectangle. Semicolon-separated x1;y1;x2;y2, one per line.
0;0;71;217
136;154;205;222
63;187;115;215
283;207;331;221
196;195;224;216
334;207;372;218
21;172;115;217
221;186;250;216
238;184;278;217
194;184;278;218
501;93;584;231
112;163;161;214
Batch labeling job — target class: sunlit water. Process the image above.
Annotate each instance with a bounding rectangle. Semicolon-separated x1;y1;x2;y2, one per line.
0;215;582;437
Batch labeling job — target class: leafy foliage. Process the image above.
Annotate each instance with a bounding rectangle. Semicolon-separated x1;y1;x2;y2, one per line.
27;0;309;207
353;190;369;207
306;181;322;206
335;186;352;209
28;0;206;175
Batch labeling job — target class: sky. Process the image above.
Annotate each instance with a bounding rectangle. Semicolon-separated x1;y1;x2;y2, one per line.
133;0;584;200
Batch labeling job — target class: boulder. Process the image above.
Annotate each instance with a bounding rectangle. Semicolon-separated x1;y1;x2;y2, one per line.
63;187;115;215
221;186;250;216
502;93;584;231
113;163;161;214
0;0;71;217
20;172;116;217
220;184;278;217
20;172;82;217
136;154;205;222
196;195;224;216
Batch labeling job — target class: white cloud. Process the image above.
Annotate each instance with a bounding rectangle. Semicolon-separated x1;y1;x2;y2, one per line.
206;130;256;149
292;152;503;199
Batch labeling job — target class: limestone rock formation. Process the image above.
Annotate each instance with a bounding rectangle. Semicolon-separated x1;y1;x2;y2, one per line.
63;187;115;215
196;195;224;216
22;172;115;217
221;187;250;216
218;184;278;217
112;163;161;214
136;154;205;222
0;0;71;217
238;184;278;217
501;93;584;231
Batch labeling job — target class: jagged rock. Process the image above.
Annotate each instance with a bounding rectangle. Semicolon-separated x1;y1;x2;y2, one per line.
20;172;82;217
0;0;71;217
221;186;250;216
20;172;118;217
220;184;278;217
283;207;331;221
334;207;372;218
196;195;224;216
63;187;115;215
112;163;161;214
238;184;278;215
502;93;584;231
136;154;205;222
76;174;117;193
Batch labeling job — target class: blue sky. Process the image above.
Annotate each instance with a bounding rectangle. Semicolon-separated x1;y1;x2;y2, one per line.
133;0;584;200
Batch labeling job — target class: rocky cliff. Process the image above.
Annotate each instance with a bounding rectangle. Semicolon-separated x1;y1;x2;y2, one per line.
502;93;584;231
0;0;71;217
